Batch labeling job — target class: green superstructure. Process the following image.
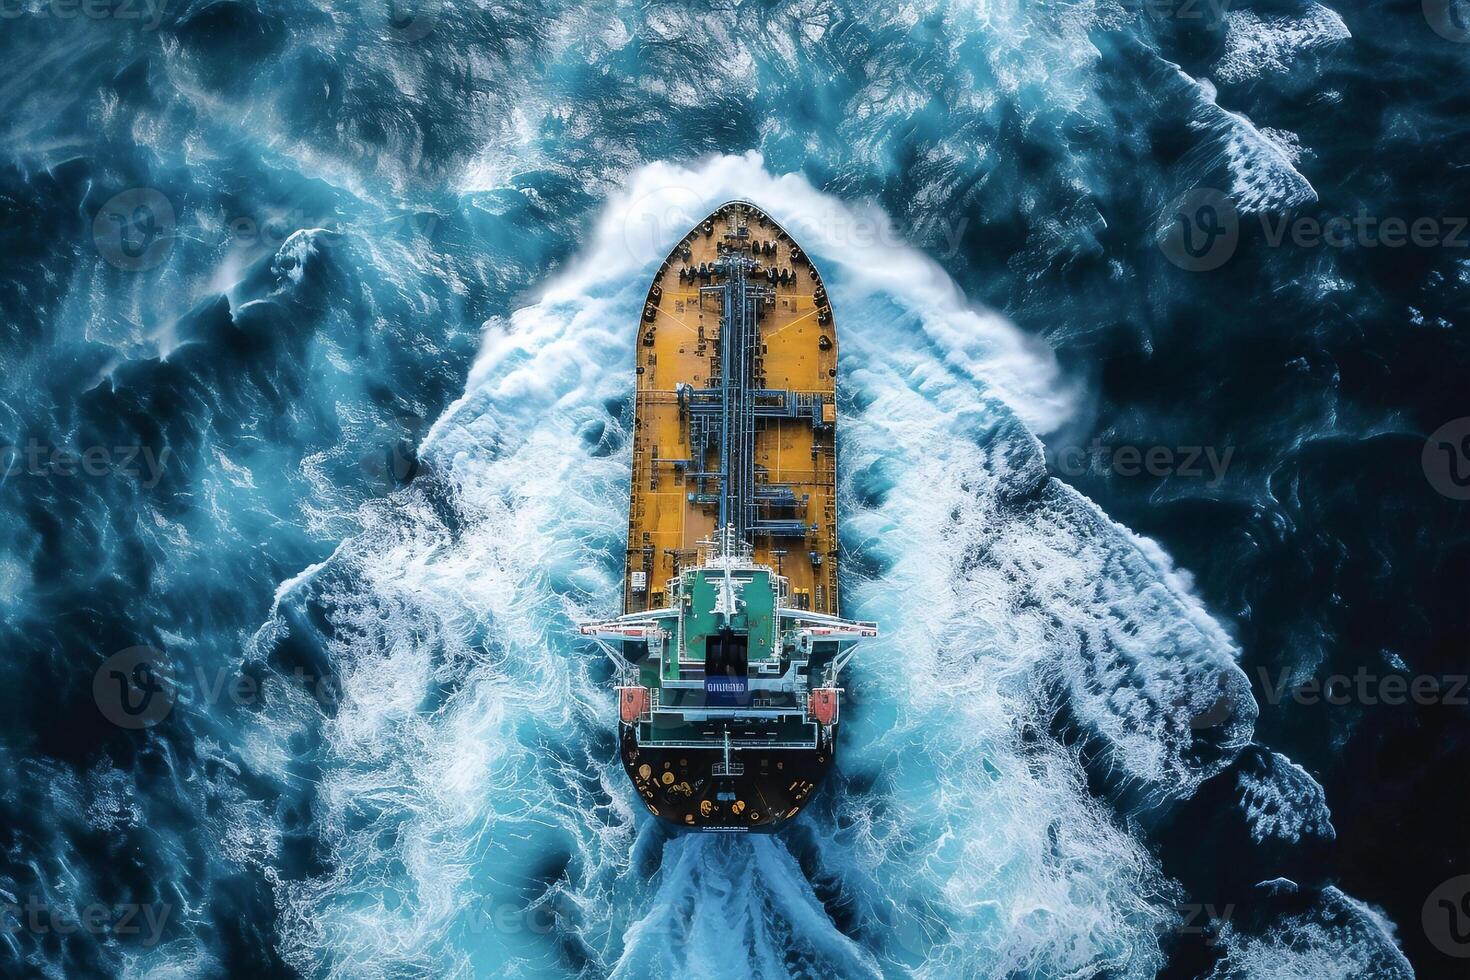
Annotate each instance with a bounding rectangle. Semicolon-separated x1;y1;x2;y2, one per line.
582;529;875;830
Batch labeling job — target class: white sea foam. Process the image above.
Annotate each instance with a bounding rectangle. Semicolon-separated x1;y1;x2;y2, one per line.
1235;747;1335;845
1204;887;1414;980
612;836;881;978
1213;4;1351;86
261;156;1263;977
514;151;1078;437
1179;69;1319;213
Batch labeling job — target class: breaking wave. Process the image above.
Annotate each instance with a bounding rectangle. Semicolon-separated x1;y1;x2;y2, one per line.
250;158;1275;977
1213;3;1351;85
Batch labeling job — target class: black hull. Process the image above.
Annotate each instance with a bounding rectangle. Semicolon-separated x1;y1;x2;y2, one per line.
620;725;834;832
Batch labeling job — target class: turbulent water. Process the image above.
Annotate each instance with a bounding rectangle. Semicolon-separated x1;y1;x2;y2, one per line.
2;1;1466;977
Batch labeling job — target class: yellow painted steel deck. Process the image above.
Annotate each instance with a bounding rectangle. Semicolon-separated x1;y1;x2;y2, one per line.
623;201;839;616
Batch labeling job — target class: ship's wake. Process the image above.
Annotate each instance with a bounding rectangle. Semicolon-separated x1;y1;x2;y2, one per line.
248;158;1408;978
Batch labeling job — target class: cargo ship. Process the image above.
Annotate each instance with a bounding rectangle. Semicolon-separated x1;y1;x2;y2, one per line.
580;201;877;831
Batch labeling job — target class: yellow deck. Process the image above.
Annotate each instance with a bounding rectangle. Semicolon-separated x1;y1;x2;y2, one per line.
624;202;840;615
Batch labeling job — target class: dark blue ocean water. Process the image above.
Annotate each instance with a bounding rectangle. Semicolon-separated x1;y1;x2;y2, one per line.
1;0;1466;977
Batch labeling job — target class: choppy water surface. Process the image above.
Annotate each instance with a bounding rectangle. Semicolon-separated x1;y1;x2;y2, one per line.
2;1;1466;977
